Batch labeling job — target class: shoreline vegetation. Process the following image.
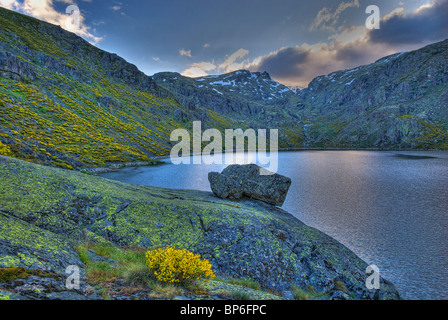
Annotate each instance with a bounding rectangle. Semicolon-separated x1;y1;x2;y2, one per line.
81;158;167;175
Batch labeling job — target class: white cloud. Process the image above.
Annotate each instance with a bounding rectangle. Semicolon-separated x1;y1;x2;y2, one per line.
328;25;366;44
181;61;216;78
0;0;18;9
179;49;192;58
180;48;251;78
179;0;446;86
382;7;405;21
217;48;250;73
310;0;360;31
246;1;445;87
0;0;102;44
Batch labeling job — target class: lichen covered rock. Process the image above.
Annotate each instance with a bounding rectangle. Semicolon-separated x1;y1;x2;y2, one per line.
0;156;401;300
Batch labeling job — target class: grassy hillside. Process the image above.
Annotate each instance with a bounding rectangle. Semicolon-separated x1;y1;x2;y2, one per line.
0;7;245;170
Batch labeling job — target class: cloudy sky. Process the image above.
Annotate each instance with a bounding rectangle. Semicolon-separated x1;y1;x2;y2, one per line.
1;0;447;86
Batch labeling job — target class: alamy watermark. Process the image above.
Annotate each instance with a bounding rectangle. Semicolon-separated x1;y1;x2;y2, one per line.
66;5;81;30
65;265;80;290
366;5;381;30
366;264;381;290
170;121;279;175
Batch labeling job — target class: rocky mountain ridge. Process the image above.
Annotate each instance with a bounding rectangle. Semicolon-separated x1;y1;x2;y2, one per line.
152;69;302;134
154;40;448;150
294;40;448;149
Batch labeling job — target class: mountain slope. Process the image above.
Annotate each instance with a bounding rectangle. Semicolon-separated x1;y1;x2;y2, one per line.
0;7;246;169
154;40;448;150
152;70;306;149
295;39;448;149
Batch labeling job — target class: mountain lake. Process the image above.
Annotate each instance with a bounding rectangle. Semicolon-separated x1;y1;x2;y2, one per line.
100;150;448;300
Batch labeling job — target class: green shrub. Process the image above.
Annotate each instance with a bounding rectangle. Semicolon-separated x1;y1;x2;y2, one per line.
145;246;215;283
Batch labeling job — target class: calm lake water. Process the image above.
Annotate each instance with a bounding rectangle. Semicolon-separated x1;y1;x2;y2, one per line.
100;151;448;300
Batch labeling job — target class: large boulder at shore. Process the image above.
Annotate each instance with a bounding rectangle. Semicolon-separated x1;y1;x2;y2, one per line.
208;164;292;207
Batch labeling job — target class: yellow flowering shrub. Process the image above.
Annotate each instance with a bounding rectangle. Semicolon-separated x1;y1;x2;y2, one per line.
0;141;12;156
145;246;215;283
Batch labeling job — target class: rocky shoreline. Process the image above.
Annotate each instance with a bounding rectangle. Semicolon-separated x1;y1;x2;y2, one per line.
80;159;167;175
0;155;401;300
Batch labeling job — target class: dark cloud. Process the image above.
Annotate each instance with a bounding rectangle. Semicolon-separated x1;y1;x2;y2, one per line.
251;46;311;79
334;39;375;64
249;1;448;86
248;39;383;86
368;0;448;45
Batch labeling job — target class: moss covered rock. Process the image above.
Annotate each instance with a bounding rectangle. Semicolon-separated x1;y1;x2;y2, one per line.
0;155;401;300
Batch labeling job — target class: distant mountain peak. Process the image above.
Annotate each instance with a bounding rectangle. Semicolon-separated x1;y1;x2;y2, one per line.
152;68;298;122
287;86;304;94
195;69;272;81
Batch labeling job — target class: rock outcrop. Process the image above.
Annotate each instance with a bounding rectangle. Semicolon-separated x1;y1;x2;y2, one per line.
0;50;36;82
208;164;292;207
1;156;402;300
